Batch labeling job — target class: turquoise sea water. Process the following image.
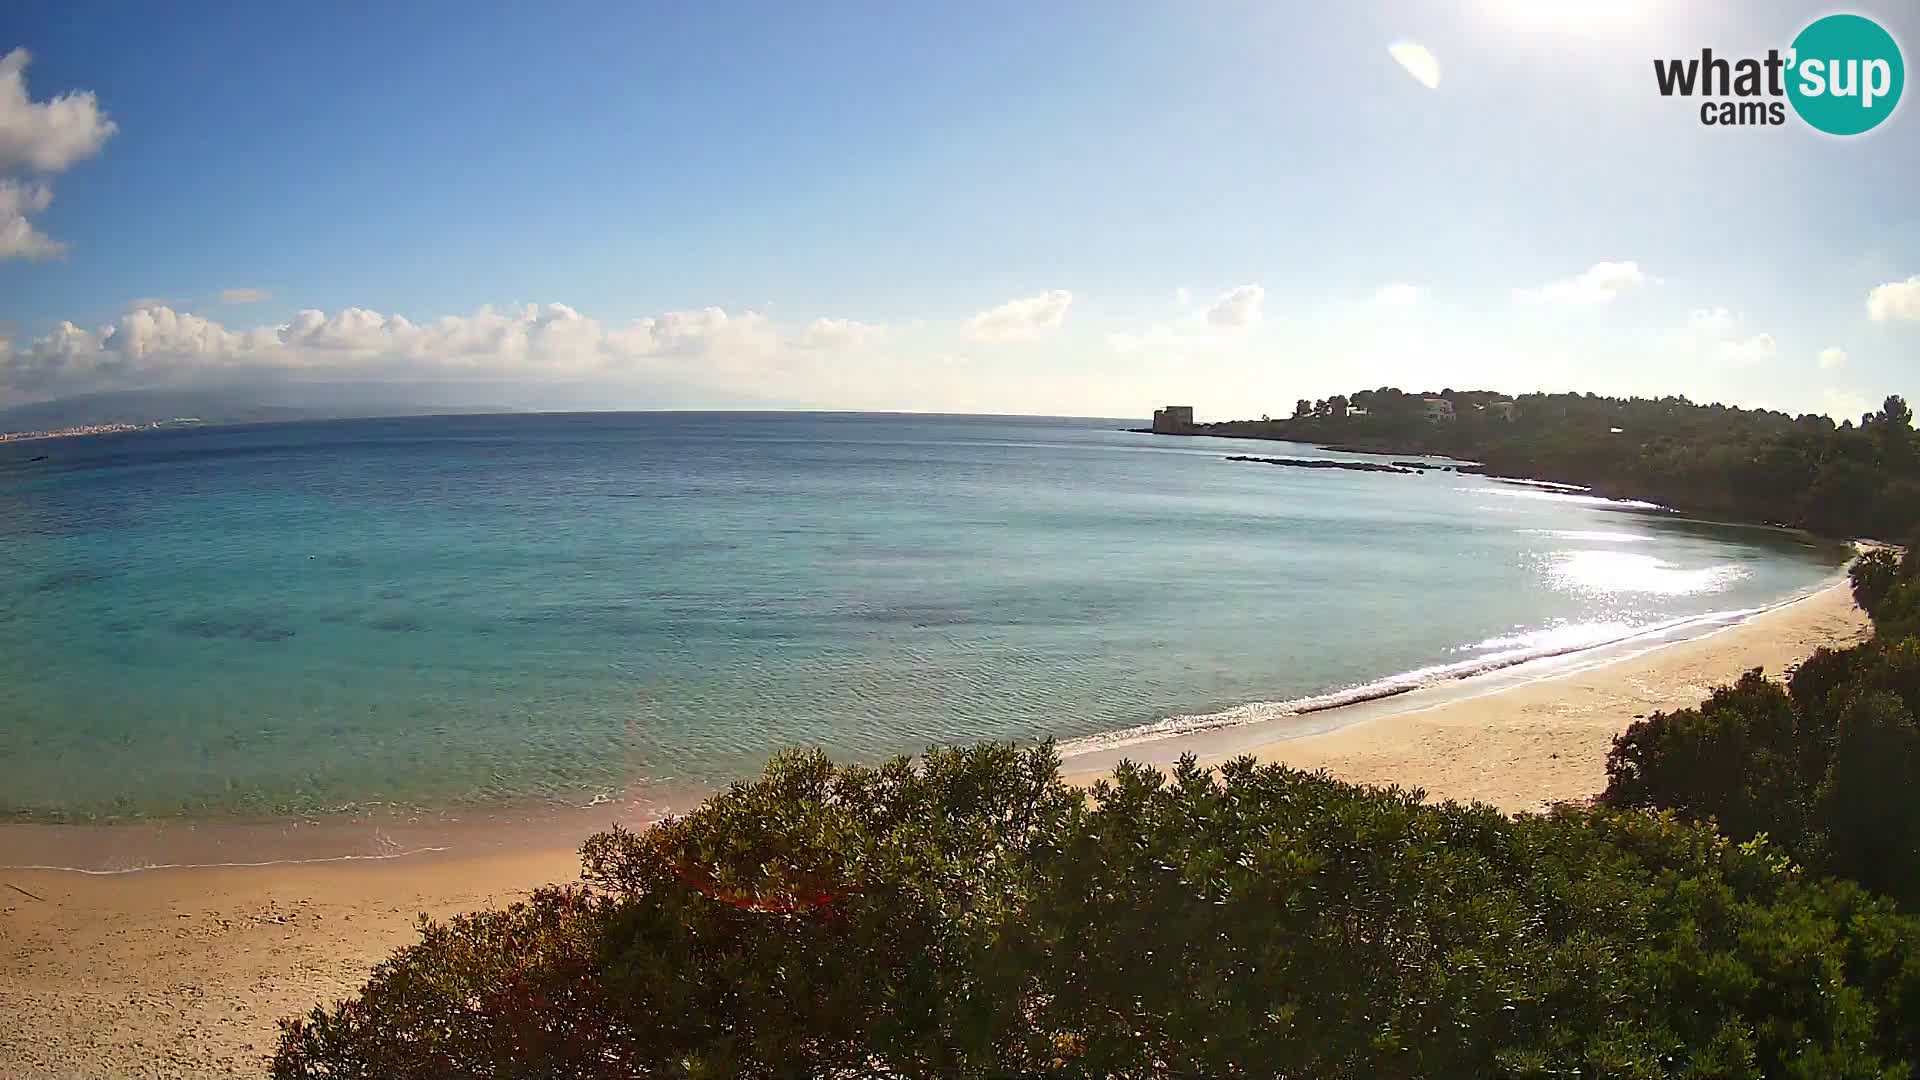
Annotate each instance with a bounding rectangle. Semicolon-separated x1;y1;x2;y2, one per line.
0;412;1846;823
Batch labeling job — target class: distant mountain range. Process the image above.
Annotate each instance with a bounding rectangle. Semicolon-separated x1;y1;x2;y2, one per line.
0;385;521;432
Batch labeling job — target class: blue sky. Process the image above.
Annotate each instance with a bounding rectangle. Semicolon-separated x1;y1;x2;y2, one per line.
1;0;1916;418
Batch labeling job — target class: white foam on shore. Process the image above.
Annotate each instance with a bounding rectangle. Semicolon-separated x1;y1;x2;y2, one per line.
1056;596;1820;760
0;845;453;876
1487;476;1592;493
1462;484;1667;511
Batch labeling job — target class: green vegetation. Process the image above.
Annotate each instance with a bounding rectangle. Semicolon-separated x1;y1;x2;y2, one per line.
1204;390;1918;540
276;741;1920;1078
1852;545;1920;641
1604;545;1920;905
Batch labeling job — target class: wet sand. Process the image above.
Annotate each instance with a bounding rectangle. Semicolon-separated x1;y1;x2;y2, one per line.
0;579;1873;1077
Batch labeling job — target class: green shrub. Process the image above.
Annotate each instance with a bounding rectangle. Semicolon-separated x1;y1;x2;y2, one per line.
1854;549;1905;615
1603;670;1805;848
276;744;1920;1078
1605;634;1920;908
1814;690;1920;903
1852;543;1920;640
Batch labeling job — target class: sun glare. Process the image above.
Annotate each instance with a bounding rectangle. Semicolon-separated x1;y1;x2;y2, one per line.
1388;41;1443;89
1473;0;1657;31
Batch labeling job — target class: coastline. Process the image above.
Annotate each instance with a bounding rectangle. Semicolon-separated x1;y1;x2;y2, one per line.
1131;425;1839;539
1064;575;1870;812
0;576;1874;1076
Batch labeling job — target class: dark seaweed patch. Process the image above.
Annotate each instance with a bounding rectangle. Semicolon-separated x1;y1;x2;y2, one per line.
33;568;114;593
851;602;976;628
173;612;297;643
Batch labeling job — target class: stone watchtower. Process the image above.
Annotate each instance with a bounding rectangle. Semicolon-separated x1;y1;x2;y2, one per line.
1151;405;1194;433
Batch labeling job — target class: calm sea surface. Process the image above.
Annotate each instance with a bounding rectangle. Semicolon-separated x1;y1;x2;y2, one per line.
0;412;1846;822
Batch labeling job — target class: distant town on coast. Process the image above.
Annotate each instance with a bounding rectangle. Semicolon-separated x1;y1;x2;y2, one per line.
0;419;202;444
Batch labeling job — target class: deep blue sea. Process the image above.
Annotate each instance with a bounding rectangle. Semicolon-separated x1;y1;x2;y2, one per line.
0;412;1847;823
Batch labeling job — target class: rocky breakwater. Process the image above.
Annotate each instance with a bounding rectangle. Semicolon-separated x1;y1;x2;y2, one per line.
1225;454;1451;475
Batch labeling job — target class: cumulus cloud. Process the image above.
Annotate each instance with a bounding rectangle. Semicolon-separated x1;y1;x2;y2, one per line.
1388;41;1442;89
0;50;116;172
1688;307;1738;335
0;302;782;397
965;289;1072;343
1867;275;1920;321
1679;307;1772;367
1711;333;1777;367
0;178;59;259
1203;284;1265;327
219;287;271;305
0;49;116;263
1514;261;1656;306
1109;284;1267;352
1818;346;1848;370
799;317;883;350
1375;282;1425;307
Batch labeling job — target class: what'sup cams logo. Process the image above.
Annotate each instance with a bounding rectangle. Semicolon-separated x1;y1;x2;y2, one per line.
1654;13;1904;134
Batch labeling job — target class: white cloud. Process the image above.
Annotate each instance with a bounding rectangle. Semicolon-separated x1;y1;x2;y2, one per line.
112;305;253;360
0;302;783;396
798;317;883;350
0;50;117;263
1867;275;1920;321
219;288;271;305
0;49;116;173
1671;308;1773;369
1374;282;1425;307
1711;332;1776;367
1109;284;1268;352
1688;307;1738;335
1388;41;1442;89
1514;261;1656;306
965;289;1072;342
1203;284;1265;327
0;178;59;259
1818;346;1848;370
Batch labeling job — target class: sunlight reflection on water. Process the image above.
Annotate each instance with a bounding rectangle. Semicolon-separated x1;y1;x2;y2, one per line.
1546;549;1748;597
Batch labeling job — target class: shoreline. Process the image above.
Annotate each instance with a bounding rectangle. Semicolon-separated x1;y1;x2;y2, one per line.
0;576;1875;1076
1131;426;1848;541
1059;568;1850;768
1054;577;1842;767
1067;574;1870;812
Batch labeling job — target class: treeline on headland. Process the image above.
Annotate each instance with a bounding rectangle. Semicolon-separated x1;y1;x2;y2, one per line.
1189;388;1919;541
275;553;1920;1077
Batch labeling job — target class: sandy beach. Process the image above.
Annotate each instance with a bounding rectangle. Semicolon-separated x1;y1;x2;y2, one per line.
0;578;1873;1078
1066;578;1872;812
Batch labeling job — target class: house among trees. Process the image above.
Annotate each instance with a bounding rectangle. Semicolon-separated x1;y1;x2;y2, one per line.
1485;399;1517;421
1421;397;1455;422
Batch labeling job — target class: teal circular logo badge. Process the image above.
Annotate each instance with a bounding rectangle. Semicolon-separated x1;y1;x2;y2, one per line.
1787;14;1904;135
